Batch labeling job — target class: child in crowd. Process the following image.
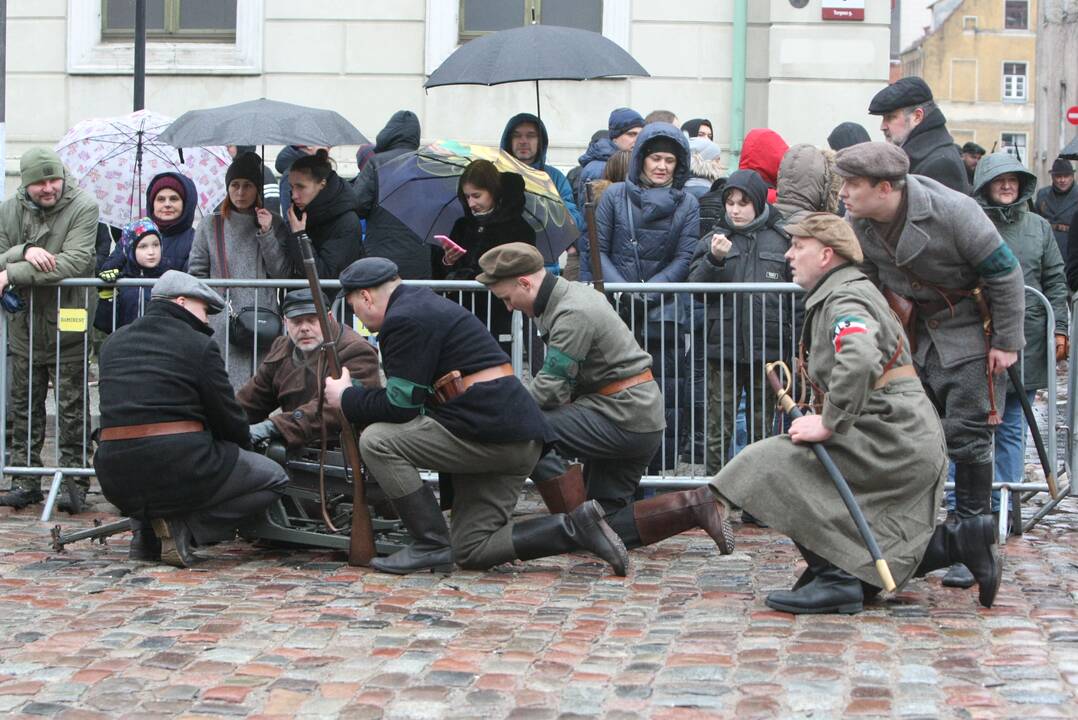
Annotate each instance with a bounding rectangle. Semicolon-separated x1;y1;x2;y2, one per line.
106;218;166;331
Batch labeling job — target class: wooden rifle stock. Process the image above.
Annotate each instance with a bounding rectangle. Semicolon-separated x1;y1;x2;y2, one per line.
297;235;376;566
584;181;604;293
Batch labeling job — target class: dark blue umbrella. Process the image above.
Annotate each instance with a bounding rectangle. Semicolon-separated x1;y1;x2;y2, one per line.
424;24;649;116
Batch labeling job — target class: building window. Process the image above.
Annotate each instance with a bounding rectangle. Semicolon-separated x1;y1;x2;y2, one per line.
459;0;602;42
1002;62;1027;102
1001;132;1028;164
1004;0;1028;30
102;0;237;42
963;15;977;31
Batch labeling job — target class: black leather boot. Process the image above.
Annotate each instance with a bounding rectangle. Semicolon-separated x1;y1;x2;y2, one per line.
766;545;863;615
943;462;994;589
916;514;1000;608
371;485;453;574
511;500;629;576
0;487;43;509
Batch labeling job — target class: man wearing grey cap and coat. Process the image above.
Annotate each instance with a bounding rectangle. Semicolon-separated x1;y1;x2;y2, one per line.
94;270;289;568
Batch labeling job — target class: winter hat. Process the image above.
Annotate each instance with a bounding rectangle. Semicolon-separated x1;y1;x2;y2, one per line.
20;148;65;186
1050;158;1074;176
689;137;722;163
226;151;264;193
355;143;376;174
120;217;161;252
608;107;644;139
642;135;682;159
827;122;871;151
149;175;186;204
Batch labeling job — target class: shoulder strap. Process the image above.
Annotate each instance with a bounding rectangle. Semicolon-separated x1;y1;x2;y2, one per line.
214;213;230;279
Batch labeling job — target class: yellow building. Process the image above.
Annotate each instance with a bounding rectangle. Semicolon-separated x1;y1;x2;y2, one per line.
901;0;1036;165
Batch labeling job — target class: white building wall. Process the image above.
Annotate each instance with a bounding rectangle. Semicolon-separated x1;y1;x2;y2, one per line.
4;0;890;195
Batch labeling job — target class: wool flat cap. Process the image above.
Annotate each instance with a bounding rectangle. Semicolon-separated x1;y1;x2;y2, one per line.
785;212;863;264
834;141;910;180
338;257;399;293
476;242;545;285
281;288;326;319
1050;157;1075;175
961;141;987;156
868;76;934;115
151;270;225;314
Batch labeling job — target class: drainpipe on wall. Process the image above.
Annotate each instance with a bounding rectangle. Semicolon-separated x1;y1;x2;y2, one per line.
728;0;748;165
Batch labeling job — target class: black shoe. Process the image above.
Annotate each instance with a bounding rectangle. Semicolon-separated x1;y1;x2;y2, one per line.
129;526;162;562
371;485;454;574
56;484;87;515
766;563;864;615
512;500;630;576
942;563;975;588
151;518;198;568
0;487;43;509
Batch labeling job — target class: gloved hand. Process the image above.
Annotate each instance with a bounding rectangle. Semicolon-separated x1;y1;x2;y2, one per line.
1055;333;1069;363
249;419;280;446
98;268;120;301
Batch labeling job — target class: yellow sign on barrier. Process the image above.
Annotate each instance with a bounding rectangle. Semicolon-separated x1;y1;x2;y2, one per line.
58;308;88;333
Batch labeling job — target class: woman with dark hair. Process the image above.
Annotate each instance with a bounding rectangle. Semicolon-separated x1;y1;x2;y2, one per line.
189;151;291;388
681;118;714;141
285;149;363;279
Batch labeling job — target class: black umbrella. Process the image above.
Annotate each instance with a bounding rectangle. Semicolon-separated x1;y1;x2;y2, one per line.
159;98;368;148
1060;135;1078;161
424;25;649;117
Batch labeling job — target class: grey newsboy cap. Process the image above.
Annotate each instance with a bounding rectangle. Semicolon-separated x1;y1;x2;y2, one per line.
476;242;544;285
834;141;910;180
339;257;400;293
868;76;933;115
151;270;226;314
281;288;326;319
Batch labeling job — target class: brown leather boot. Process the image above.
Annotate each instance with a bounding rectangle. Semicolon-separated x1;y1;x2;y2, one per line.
633;486;734;554
533;464;586;514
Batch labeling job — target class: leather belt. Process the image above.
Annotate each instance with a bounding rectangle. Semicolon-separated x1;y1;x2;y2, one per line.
99;420;204;442
873;365;918;389
597;369;655;396
1053;223;1070;233
432;363;514;404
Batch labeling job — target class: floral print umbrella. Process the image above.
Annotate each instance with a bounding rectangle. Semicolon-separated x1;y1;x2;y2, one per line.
55;109;230;228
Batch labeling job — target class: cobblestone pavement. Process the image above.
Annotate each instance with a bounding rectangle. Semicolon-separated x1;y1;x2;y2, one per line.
0;491;1075;720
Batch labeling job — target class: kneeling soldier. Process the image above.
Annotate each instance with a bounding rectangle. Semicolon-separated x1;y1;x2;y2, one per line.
477;243;733;554
323;258;629;576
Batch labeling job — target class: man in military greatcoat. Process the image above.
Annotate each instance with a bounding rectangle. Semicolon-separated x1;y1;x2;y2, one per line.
710;213;1001;614
477;242;733;555
838;142;1025;591
322;258;630;576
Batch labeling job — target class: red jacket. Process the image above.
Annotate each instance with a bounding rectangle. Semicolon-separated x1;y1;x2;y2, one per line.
739;128;789;203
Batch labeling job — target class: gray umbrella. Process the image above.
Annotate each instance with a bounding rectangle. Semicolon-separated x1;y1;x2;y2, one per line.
424;25;648;117
158;98;368;148
1061;135;1078;161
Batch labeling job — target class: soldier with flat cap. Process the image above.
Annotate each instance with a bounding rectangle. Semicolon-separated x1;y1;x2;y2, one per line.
237;288;381;450
322;257;631;576
94;270;289;567
838;141;1024;592
710;213;1000;614
869;76;970;193
477;242;734;555
960;142;987;186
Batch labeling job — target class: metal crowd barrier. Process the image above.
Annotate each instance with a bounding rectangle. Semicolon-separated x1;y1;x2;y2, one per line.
0;278;1070;540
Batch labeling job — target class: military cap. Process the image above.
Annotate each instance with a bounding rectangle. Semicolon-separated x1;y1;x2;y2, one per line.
338;257;399;293
961;141;986;157
834;141;910;180
151;270;226;314
476;242;545;285
1050;157;1075;176
785;212;863;264
868;76;933;115
281;288;326;319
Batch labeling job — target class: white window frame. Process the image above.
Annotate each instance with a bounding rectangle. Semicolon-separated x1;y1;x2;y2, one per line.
67;0;263;75
1002;0;1029;31
425;0;630;76
1002;60;1028;103
1000;132;1028;164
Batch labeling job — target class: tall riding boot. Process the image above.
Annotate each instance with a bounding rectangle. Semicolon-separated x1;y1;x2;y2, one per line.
631;486;734;554
916;514;1000;607
534;464;586;515
511;499;629;576
943;461;994;589
766;544;863;615
371;485;454;574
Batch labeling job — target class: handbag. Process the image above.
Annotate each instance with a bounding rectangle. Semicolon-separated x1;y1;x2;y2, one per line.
214;214;282;348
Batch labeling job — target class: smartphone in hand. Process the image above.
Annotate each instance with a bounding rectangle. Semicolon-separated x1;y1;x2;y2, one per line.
434;234;466;255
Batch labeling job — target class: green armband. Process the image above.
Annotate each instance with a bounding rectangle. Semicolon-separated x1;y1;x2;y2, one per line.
975;244;1019;279
540;347;581;385
386;376;433;410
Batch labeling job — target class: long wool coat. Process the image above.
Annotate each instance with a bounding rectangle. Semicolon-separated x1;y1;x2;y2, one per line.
711;264;947;587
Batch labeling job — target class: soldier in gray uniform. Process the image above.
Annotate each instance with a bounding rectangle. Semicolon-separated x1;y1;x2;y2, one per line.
838;142;1025;591
477;243;733;554
712;213;1001;614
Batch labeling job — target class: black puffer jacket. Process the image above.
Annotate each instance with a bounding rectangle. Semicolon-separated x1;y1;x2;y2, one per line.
94;301;252;520
690;170;796;363
286;172;364;279
902;107;971;194
354;110;431;279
